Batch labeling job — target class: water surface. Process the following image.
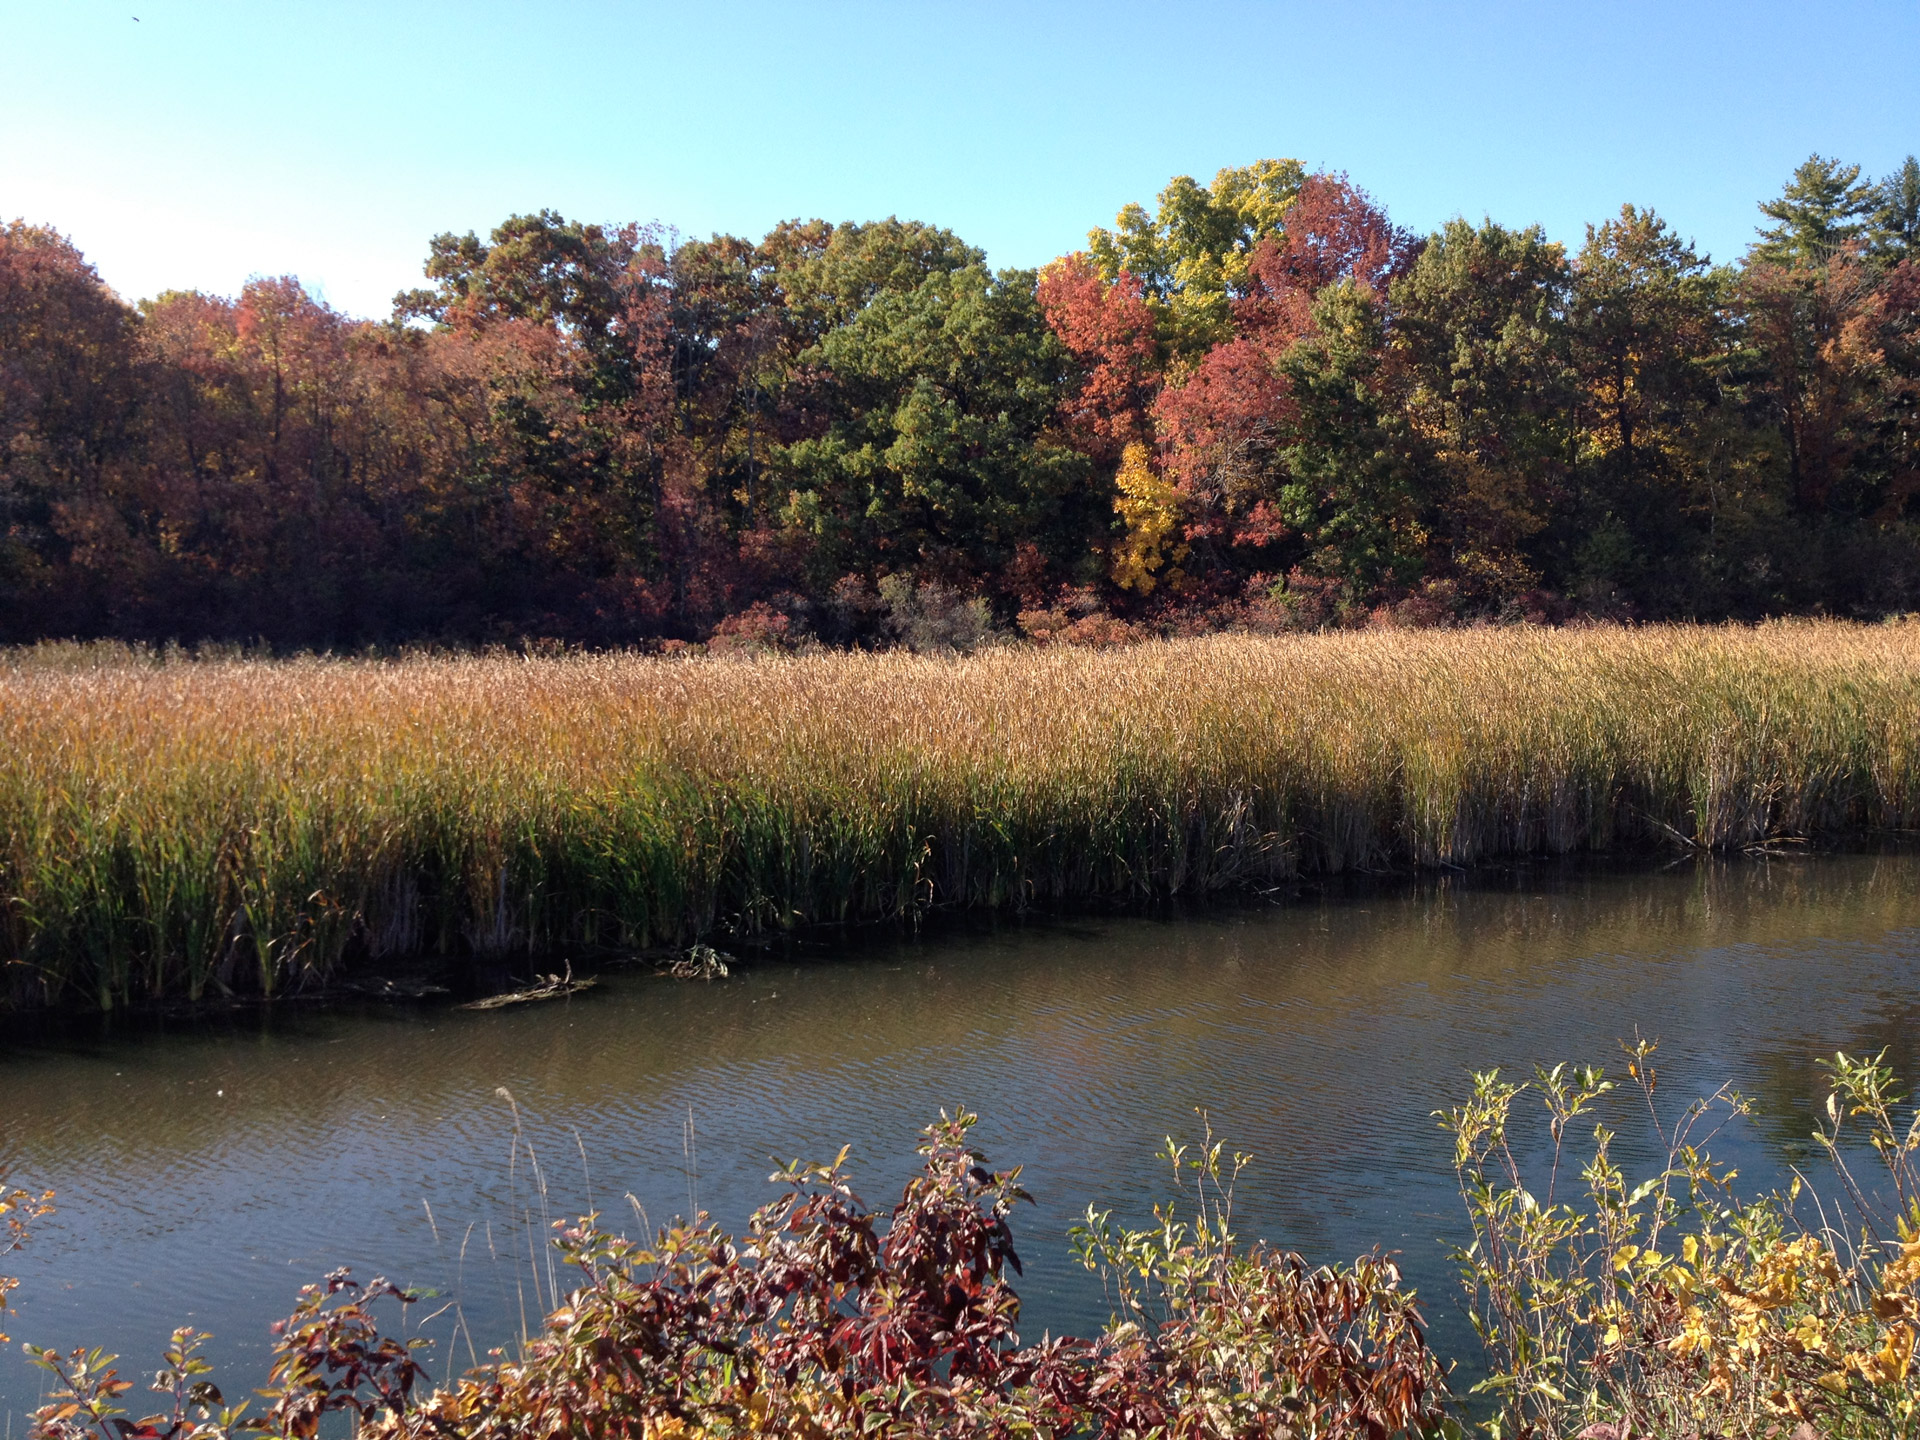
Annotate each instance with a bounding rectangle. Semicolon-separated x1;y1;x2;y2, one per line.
4;854;1919;1406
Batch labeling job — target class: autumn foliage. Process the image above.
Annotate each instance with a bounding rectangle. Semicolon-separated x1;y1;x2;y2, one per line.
3;153;1920;647
22;1113;1447;1440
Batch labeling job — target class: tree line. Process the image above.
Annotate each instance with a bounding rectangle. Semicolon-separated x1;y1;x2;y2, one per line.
2;153;1917;647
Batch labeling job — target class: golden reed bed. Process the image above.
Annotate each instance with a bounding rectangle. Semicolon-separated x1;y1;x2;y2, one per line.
3;622;1917;1009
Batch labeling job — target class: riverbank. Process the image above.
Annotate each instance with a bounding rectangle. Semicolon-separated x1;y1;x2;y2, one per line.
14;1037;1920;1437
6;621;1920;1011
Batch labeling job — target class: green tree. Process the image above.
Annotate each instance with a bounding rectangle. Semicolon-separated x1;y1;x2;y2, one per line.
1275;281;1426;597
775;218;981;340
1750;154;1878;266
1873;155;1920;265
665;231;796;529
1565;206;1734;609
1087;160;1305;360
774;228;1089;587
392;210;676;613
397;210;654;337
1392;219;1575;601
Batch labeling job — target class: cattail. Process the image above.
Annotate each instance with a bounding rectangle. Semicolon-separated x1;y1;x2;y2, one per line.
3;620;1917;1009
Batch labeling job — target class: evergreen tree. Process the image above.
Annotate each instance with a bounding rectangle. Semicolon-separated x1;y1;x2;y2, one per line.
1391;219;1575;600
1873;155;1920;265
1750;155;1878;266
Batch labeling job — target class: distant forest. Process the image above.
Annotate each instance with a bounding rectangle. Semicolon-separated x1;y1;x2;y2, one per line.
3;154;1918;648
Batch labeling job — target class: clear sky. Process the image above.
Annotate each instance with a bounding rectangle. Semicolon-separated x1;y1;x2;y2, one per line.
4;0;1917;318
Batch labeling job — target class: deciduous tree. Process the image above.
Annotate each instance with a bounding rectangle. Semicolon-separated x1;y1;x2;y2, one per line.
1276;281;1426;597
1563;206;1733;610
1087;160;1305;361
774;227;1090;594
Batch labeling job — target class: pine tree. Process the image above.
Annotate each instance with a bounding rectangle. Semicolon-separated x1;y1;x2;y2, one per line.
1873;155;1920;265
1750;154;1878;266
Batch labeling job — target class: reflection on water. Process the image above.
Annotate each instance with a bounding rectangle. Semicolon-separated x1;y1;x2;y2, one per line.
3;854;1919;1406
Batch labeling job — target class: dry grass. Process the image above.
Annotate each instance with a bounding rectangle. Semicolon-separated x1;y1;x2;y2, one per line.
4;621;1919;1009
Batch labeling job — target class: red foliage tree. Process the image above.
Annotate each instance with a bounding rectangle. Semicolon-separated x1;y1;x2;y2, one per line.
1738;250;1917;518
1153;175;1421;578
0;222;146;635
1153;338;1292;547
1238;173;1421;346
1036;255;1162;464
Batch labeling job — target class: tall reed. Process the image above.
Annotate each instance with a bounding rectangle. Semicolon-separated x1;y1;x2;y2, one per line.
4;621;1919;1010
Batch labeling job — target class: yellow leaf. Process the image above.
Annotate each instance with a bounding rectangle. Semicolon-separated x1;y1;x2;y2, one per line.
1110;444;1188;594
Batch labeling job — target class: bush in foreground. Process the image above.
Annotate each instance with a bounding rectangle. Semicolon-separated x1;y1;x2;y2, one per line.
10;1046;1920;1437
1444;1043;1920;1439
16;1114;1444;1440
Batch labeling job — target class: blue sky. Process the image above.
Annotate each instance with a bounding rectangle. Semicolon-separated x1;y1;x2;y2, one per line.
4;0;1917;317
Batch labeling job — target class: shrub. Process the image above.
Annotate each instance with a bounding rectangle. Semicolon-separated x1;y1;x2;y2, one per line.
877;575;1001;654
23;1114;1446;1440
706;602;797;654
1069;1120;1447;1437
1017;586;1142;647
1;1171;54;1346
1441;1040;1920;1439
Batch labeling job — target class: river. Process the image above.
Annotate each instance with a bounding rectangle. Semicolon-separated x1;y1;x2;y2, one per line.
4;853;1919;1409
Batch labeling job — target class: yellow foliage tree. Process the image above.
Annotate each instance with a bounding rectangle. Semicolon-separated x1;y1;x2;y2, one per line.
1110;442;1188;593
1087;159;1305;359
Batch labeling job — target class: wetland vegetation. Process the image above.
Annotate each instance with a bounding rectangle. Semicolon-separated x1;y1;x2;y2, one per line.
7;621;1920;1012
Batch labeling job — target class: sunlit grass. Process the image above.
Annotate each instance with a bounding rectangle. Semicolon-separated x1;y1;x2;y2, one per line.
5;621;1919;1009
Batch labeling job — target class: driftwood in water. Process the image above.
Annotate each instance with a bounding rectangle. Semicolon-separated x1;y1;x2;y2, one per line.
460;967;597;1011
661;943;732;980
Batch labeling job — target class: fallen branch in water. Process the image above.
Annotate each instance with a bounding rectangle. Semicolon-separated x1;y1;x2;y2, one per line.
458;967;596;1011
660;943;732;980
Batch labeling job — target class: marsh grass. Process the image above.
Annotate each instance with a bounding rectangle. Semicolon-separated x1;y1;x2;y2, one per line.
5;621;1920;1010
